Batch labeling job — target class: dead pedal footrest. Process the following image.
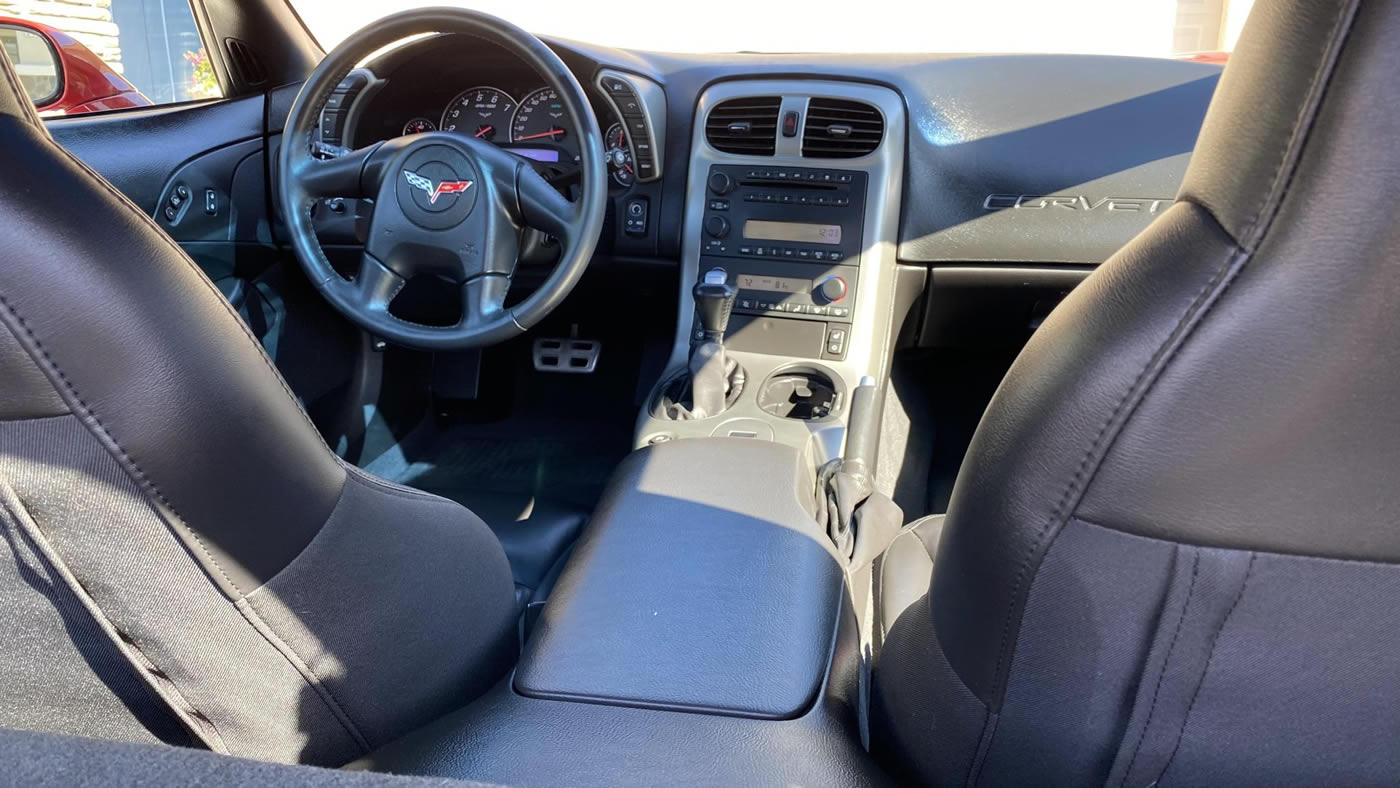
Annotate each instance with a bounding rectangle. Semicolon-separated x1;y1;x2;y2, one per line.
532;337;600;373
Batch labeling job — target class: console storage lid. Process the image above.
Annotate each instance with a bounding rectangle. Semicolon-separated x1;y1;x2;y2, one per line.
514;438;844;719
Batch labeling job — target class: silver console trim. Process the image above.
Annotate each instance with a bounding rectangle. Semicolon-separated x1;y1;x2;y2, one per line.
636;79;907;463
594;68;667;182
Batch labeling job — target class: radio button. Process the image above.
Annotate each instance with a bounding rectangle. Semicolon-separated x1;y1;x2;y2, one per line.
704;215;731;238
738;245;752;255
813;250;827;261
782;248;795;258
708;199;729;211
797;249;812;259
828;251;844;262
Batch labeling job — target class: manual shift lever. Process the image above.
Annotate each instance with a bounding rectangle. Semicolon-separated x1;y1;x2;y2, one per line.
693;268;737;344
670;268;743;420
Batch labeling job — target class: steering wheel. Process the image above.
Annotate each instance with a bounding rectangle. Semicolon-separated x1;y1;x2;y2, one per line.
277;9;607;349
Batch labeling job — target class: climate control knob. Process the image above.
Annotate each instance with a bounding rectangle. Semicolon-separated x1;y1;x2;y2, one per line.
708;172;734;195
704;215;731;238
815;275;848;304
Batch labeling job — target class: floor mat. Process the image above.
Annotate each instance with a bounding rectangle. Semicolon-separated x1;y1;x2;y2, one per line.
362;421;628;512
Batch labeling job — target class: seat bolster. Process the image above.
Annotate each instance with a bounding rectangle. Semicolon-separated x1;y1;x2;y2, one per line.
875;515;944;643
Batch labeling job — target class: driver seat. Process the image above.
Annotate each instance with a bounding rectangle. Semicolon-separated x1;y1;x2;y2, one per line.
0;50;519;765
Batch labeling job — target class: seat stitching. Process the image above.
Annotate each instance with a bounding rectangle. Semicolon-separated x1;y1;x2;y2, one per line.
984;0;1359;708
1234;1;1360;251
46;127;339;463
986;244;1238;705
0;486;231;754
1153;553;1256;785
1118;549;1200;785
0;296;241;596
235;596;373;754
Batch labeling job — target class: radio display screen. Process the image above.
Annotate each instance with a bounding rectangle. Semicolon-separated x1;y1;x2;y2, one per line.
736;274;810;294
743;220;843;246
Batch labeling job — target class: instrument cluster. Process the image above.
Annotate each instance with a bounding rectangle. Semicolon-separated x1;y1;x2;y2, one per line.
394;84;634;187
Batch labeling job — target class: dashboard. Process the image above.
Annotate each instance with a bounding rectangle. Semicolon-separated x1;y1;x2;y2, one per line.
346;38;638;190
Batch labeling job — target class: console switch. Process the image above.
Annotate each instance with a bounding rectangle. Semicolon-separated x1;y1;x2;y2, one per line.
624;197;648;236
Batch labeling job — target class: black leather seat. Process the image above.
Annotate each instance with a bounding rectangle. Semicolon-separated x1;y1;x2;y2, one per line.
0;50;519;766
872;0;1400;784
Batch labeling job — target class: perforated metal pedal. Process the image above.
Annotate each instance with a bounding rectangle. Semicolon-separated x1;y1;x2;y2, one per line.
532;336;600;373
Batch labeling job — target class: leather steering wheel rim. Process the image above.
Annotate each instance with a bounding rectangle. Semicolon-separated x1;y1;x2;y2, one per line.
277;8;607;350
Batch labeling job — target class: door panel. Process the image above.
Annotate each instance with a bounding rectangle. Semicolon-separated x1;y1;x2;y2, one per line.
45;97;357;420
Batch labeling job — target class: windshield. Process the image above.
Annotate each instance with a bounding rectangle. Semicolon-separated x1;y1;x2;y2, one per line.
291;0;1252;56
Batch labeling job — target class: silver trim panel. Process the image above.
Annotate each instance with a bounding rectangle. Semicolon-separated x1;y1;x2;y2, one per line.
635;79;907;463
594;68;667;182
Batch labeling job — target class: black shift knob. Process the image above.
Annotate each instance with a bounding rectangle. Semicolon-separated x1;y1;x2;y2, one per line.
694;267;737;343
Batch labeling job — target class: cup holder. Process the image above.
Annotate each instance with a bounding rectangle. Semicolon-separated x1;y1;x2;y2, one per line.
757;365;843;421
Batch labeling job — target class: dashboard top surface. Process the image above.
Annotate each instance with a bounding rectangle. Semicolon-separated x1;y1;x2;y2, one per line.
283;34;1222;266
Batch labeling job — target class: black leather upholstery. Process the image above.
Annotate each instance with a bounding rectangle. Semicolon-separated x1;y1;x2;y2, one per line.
514;439;844;719
459;491;584;603
0;47;517;762
874;0;1400;784
873;515;942;645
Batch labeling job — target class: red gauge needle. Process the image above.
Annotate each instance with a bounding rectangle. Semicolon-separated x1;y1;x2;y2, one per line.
475;125;493;138
516;128;565;141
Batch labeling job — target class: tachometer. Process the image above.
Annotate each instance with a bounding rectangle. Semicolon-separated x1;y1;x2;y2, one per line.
402;117;436;135
441;86;516;141
512;87;580;164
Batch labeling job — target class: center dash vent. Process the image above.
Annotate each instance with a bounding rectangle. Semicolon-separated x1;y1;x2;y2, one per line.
706;96;781;155
803;98;883;158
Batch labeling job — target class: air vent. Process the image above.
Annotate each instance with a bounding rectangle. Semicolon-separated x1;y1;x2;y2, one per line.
803;98;883;158
224;38;267;88
706;96;781;155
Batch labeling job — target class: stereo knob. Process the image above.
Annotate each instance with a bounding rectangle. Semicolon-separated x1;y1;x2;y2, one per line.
815;275;847;304
708;172;734;195
704;215;731;238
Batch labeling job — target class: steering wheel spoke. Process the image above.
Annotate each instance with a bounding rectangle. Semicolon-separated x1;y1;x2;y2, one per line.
295;142;389;199
516;163;578;244
461;275;511;331
354;252;406;312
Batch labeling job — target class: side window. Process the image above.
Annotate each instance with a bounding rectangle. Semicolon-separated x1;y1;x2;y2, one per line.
0;0;221;117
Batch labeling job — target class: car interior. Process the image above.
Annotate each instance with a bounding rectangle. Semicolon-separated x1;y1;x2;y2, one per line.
2;0;1399;784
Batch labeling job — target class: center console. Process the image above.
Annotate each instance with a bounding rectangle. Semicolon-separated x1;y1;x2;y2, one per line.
355;439;883;786
353;79;908;788
636;80;909;464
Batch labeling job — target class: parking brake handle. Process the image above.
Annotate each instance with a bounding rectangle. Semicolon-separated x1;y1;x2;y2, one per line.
819;376;903;567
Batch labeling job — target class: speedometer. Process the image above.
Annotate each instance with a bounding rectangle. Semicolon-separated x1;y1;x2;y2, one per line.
512;87;580;164
441;86;516;142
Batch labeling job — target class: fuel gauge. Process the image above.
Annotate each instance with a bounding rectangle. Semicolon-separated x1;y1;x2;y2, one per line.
605;122;635;188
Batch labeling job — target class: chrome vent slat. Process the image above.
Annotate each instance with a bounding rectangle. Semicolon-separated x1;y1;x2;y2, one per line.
706;96;781;155
803;98;884;158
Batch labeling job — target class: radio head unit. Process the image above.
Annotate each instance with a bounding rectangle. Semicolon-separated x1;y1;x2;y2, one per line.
699;164;868;263
694;164;868;360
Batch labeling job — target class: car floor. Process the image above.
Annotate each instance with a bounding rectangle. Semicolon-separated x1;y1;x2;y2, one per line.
358;273;670;516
